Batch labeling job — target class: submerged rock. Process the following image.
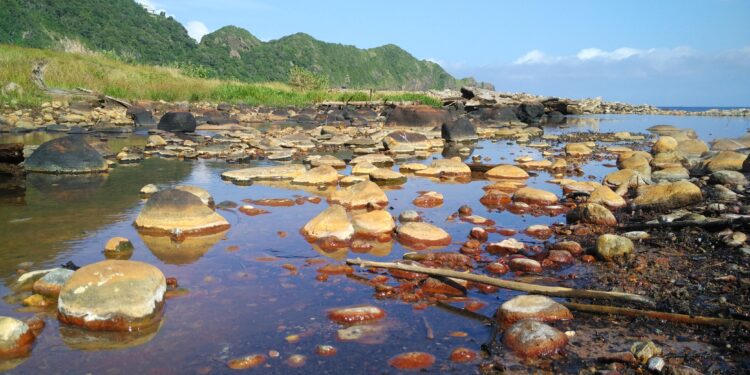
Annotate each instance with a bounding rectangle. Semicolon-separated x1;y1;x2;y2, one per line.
503;320;568;358
327;305;386;324
57;260;166;331
25;136;108;173
396;222;452;248
221;164;307;183
495;295;573;326
415;158;471;177
134;189;230;237
388;352;435;370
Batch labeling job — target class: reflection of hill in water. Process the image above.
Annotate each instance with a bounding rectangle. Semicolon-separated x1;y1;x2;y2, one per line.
0;158;193;277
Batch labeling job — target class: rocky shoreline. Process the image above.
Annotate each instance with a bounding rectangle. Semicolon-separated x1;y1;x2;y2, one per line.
0;84;749;134
1;93;749;373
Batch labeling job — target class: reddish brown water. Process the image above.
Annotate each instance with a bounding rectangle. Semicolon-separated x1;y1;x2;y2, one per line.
0;115;748;373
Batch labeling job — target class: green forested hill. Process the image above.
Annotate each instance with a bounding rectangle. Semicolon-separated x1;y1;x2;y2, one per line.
0;0;466;89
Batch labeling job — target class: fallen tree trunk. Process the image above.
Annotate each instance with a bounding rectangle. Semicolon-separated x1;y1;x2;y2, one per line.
345;258;655;306
561;302;750;328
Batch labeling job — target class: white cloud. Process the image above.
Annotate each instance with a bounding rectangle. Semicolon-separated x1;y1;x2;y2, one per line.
513;49;547;65
186;21;210;41
576;47;646;61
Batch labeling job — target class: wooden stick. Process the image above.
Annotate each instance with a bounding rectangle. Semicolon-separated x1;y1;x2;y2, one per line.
562;302;750;328
345;258;655;306
619;216;750;231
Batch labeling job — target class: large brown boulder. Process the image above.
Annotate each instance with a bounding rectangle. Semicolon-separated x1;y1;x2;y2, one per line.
385;105;451;128
633;180;702;209
57;260;166;331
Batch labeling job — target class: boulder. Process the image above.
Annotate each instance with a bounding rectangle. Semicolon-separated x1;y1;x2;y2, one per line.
221;164;307;183
514;102;545;124
587;185;626;209
396;222;451;248
127;106;156;127
633;180;702;209
32;268;74;298
676;139;709;157
414;158;471;177
175;185;214;208
329;181;388;209
567;203;617;226
513;187;558;205
495;295;573;326
352;210;395;237
25;136;108;173
385;105;451;128
301;205;354;241
57;260;166;331
0;316;35;358
596;234;634;260
383;131;430;153
565;143;593;157
711;170;747;185
486;165;529;180
292;165;340;186
441;118;478;142
134;189;230;236
369;168;407;185
349;154;394;168
351;161;379;176
703;151;747;172
157;112;196;132
652;136;678;153
503;320;568;358
652;166;690;182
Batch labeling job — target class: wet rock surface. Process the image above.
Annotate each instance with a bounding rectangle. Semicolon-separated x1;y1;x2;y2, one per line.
24;135;108;173
57;260;166;331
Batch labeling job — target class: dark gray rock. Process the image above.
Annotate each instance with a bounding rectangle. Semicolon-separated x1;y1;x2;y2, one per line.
127;106;156;127
25;135;108;173
385;105;452;127
514;102;545;124
157;112;197;133
442;118;478;142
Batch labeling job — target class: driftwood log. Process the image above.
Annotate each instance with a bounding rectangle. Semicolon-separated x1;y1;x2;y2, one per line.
345;258;655;306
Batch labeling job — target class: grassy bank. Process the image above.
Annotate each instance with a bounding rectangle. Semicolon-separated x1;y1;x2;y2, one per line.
0;44;441;108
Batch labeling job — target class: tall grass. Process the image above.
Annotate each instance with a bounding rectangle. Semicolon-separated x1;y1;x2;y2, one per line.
0;44;442;108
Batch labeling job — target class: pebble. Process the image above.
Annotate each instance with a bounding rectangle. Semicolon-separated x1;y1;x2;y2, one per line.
388;352;435;370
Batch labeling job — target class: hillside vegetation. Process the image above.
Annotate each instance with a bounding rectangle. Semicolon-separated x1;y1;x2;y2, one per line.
0;0;470;90
0;44;442;107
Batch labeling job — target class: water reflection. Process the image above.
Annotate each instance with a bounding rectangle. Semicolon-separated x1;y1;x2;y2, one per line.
59;320;163;351
140;230;228;265
27;173;108;202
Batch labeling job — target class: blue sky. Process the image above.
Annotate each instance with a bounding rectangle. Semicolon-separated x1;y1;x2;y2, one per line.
137;0;750;106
